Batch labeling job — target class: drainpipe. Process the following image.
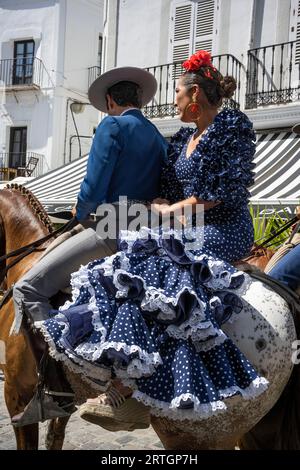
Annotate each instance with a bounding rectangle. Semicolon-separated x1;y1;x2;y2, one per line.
249;0;257;50
114;0;120;67
63;97;73;165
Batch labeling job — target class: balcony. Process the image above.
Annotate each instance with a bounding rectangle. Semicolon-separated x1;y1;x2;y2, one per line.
0;152;45;181
143;54;243;119
0;57;52;91
88;66;101;89
245;41;300;109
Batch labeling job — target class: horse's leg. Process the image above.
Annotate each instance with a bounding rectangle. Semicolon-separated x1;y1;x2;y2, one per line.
4;381;39;450
2;323;39;450
45;416;71;450
12;424;39;450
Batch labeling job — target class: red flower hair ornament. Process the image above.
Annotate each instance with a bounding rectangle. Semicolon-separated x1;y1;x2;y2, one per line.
182;50;216;77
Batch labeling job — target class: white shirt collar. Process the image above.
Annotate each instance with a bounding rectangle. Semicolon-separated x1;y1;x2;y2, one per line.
120;108;140;116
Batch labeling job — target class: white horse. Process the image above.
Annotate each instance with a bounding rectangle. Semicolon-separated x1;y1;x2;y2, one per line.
149;276;296;449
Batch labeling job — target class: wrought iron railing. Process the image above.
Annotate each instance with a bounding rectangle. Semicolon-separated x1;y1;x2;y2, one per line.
0;152;45;180
143;54;244;119
69;135;93;162
88;66;101;88
245;41;300;108
0;57;53;89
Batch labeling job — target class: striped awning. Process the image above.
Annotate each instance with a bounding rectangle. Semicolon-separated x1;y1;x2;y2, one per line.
249;131;300;215
25;130;300;217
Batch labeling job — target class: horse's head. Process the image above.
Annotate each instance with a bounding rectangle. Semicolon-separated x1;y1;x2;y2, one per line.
0;184;53;284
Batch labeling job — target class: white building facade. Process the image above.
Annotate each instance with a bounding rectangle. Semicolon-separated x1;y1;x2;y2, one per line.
102;0;300;135
3;0;299;215
0;0;104;180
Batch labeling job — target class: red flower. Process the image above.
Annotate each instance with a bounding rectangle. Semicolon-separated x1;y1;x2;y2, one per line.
182;50;215;74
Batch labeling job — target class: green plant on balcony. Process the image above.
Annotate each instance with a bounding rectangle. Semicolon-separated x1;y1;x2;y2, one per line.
249;204;295;249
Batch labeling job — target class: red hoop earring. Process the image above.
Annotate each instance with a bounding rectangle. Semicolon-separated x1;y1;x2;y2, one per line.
184;96;202;121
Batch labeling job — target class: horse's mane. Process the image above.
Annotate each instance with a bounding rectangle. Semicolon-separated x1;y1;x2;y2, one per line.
5;183;54;233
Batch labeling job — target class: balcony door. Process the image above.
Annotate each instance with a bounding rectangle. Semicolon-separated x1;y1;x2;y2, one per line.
13;40;35;85
9;127;27;168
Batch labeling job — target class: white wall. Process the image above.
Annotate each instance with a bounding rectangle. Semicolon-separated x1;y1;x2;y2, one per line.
63;0;103;93
107;0;293;70
0;0;104;173
114;0;172;69
53;0;104;168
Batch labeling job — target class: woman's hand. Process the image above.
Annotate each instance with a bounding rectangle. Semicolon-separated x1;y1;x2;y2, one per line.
151;203;171;216
152;198;170;205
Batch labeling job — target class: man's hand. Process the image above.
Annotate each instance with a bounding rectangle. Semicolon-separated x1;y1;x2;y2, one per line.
71;206;77;217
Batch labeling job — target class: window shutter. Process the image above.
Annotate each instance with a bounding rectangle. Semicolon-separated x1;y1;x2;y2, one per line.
296;0;300;63
194;0;215;53
172;2;193;65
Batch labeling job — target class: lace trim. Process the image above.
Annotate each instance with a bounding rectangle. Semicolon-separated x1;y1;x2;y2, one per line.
167;322;226;349
113;268;206;323
132;375;269;422
85;340;162;378
219;377;269;400
35;321;111;389
194;329;227;352
119;226;207;254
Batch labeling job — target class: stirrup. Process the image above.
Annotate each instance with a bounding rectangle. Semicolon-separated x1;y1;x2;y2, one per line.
11;391;76;428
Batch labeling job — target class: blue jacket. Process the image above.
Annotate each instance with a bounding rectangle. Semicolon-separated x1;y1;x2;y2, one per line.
76;109;167;221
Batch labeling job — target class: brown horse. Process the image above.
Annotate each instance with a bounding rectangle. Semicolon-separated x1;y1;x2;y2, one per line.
0;185;296;450
0;185;70;450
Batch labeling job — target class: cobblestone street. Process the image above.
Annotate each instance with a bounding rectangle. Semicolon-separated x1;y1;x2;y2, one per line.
0;373;163;450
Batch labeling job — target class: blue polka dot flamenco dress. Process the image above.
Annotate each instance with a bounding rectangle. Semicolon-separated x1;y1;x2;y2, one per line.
36;109;268;422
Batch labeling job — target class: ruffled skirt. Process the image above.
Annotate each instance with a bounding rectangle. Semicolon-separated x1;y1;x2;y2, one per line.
36;227;268;421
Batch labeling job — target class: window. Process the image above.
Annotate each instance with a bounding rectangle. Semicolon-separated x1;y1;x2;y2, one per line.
13;40;35;85
9;127;27;168
290;0;300;64
170;0;217;68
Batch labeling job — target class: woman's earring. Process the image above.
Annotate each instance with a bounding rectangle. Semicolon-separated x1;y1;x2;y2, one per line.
184;96;202;121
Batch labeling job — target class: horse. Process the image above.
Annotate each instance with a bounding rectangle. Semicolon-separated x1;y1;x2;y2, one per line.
0;184;297;450
0;185;70;449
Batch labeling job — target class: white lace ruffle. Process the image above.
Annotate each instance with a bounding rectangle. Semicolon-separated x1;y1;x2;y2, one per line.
113;268;207;327
132;375;269;422
85;340;162;378
119;225;206;255
34;321;111;389
219;377;269;400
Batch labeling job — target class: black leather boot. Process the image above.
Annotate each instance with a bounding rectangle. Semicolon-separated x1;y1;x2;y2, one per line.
11;317;76;427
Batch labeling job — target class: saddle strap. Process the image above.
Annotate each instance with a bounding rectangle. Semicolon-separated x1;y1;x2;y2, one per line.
0;285;13;310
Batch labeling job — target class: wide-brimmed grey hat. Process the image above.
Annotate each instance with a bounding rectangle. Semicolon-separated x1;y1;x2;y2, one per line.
88;66;157;112
292;123;300;134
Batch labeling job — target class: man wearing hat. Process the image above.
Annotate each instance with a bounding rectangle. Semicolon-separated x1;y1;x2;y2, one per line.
11;67;167;425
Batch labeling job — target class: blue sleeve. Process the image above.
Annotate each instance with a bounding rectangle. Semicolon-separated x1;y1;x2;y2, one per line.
189;110;256;206
76;116;122;220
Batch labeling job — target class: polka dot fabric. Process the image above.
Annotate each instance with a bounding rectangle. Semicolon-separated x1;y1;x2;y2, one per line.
36;110;269;421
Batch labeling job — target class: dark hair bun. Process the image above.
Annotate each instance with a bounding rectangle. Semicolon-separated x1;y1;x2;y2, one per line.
220;76;236;99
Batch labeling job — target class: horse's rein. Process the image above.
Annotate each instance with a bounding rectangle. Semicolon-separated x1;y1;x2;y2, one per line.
0;217;76;308
255;216;299;249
